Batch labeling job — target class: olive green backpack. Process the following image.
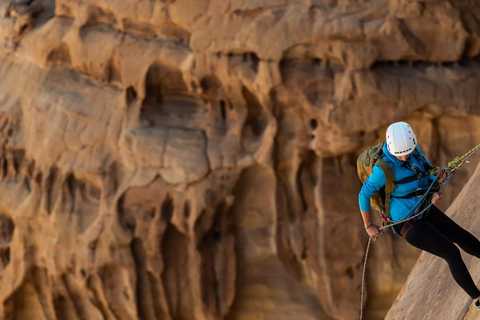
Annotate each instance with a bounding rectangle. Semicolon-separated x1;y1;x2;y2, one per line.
357;142;395;223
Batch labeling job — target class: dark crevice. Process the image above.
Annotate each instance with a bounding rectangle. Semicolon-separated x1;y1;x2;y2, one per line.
197;200;234;318
161;222;190;319
65;174;76;200
34;172;42;185
140;62;203;129
117;195;136;234
107;58;122;83
370;55;480;70
200;75;221;94
131;238;155;320
194;209;210;244
0;246;10;268
220;100;226;120
296;162;308;213
183;201;191;219
12;150;25;176
346;267;354;279
0;214;14;244
45;167;59;215
161;195;174;222
88;239;98;261
126;86;137;106
46;44;72;66
2;159;7;179
398;19;426;56
241;86;267;138
296;151;319;215
23;177;31;193
244;52;260;73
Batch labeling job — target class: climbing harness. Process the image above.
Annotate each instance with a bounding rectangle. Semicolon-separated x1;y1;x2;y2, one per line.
359;143;480;320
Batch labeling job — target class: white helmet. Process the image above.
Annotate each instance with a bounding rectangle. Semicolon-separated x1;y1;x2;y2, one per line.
386;122;417;156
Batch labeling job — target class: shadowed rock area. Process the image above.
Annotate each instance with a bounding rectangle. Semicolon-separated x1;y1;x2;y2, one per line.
0;0;479;319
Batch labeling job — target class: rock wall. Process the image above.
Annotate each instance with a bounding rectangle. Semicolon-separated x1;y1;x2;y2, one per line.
0;0;479;319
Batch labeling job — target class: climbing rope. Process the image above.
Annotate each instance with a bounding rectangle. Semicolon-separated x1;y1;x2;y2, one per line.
359;143;480;320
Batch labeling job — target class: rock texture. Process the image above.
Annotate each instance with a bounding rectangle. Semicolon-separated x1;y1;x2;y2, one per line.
386;162;480;320
0;0;479;319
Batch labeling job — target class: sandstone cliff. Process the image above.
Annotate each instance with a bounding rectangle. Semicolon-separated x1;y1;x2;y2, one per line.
0;0;480;319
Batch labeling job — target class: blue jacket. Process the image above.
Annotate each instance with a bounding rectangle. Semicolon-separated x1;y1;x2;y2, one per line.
359;143;436;222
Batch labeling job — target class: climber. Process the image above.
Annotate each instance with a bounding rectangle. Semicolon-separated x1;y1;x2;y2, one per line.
358;121;480;312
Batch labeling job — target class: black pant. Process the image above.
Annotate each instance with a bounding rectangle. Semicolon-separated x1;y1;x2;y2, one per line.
393;205;480;299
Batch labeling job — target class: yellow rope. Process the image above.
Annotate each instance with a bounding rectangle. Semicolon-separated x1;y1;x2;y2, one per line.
448;143;480;171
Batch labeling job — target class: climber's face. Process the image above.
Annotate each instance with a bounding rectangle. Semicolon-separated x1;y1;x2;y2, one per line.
395;154;410;162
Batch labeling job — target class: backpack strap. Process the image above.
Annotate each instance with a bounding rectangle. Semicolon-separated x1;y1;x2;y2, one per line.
376;159;395;221
413;148;434;172
395;171;431;184
395;149;435;184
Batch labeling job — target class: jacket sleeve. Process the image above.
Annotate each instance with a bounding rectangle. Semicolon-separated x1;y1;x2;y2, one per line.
359;165;387;212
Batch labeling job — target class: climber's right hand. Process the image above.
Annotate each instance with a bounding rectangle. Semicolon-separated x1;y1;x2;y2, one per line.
366;224;382;239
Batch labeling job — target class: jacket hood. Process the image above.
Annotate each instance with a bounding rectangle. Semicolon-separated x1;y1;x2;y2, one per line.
382;142;410;166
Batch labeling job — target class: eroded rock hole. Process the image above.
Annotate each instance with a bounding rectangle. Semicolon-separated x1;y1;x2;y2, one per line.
144;63;187;98
220;100;226;120
46;44;71;66
200;75;221;94
241;86;267;138
161;223;190;319
117;195;136;234
126;87;138;106
64;173;100;203
131;238;152;320
65;174;76;199
0;247;10;267
242;52;260;73
2;159;7;179
296;151;318;213
346;267;354;279
107;59;122;83
11;150;25;176
0;214;14;244
197;200;235;318
161;195;174;222
45;167;59;214
310;119;318;130
183;201;191;219
141;62;204;128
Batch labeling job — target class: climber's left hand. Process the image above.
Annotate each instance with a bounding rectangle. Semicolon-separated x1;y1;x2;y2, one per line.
431;192;442;205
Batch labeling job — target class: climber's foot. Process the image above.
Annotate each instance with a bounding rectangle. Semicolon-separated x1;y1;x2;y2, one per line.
474;299;480;313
